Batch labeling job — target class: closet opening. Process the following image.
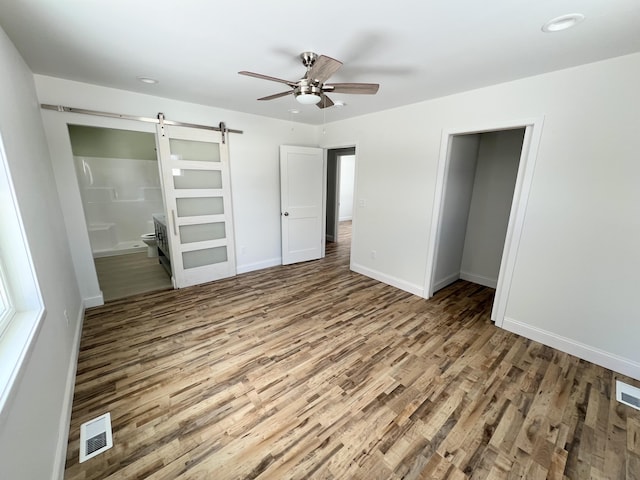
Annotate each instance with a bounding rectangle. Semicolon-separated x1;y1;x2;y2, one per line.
424;118;543;324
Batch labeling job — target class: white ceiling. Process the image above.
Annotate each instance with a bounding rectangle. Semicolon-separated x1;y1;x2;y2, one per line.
1;0;639;125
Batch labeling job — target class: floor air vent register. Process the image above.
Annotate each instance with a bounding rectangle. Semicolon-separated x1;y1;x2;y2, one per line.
616;380;640;411
79;412;113;463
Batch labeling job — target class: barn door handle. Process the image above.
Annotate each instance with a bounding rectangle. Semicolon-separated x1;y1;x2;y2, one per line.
171;209;178;236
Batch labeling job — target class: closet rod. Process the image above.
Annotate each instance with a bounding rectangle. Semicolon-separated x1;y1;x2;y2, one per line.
40;104;243;134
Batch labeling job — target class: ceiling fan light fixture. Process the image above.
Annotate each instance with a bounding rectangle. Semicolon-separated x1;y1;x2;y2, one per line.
295;82;323;105
296;93;322;105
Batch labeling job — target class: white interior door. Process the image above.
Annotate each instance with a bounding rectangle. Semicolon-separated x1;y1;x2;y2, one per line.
156;124;236;288
280;145;324;265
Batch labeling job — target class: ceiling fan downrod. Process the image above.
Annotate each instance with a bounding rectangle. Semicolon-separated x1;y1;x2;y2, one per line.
299;52;318;70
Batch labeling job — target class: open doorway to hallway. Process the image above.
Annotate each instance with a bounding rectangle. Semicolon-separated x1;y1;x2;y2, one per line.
325;220;352;263
326;146;356;245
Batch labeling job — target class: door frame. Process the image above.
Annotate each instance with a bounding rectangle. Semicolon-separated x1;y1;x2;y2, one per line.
40;110;158;307
326;149;341;243
424;117;544;326
326;146;356;243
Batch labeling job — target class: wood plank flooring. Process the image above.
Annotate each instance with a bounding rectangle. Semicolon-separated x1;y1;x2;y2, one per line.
94;251;172;302
65;222;640;479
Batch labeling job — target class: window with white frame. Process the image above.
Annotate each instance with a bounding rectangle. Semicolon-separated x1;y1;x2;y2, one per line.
0;131;44;416
0;256;14;335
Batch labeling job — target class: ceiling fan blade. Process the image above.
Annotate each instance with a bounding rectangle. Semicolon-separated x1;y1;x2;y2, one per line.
316;94;334;109
238;71;297;87
308;55;342;84
257;90;293;101
323;83;380;94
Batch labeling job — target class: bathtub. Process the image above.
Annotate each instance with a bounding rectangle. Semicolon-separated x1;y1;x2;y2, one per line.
88;223;147;258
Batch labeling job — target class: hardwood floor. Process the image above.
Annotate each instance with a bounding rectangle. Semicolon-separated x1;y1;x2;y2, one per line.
65;222;640;479
94;251;172;302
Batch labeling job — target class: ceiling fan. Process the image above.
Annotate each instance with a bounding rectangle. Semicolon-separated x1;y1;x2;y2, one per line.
239;52;380;109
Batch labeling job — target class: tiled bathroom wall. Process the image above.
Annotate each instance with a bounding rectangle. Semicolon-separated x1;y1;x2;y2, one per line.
75;155;164;256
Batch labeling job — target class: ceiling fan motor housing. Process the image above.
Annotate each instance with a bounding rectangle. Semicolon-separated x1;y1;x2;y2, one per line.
295;78;323;97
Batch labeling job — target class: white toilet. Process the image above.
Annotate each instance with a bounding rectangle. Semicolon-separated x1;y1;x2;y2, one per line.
140;233;158;257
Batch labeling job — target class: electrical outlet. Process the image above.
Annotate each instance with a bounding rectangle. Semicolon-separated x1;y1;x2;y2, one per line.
240;246;247;255
370;250;376;259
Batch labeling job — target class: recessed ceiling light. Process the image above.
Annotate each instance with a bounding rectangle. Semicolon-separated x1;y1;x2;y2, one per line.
333;101;346;107
542;13;585;33
136;76;158;84
287;108;300;114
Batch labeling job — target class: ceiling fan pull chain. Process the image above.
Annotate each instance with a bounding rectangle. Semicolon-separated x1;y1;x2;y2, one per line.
323;104;326;134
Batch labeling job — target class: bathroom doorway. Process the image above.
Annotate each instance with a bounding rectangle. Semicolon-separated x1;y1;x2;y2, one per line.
68;125;172;301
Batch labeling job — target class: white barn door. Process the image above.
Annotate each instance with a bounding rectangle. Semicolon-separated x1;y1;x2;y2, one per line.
156;124;236;288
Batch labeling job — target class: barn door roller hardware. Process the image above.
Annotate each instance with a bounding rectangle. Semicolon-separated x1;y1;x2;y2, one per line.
41;104;242;140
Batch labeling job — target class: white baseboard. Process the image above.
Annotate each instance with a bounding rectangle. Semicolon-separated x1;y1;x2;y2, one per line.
51;304;85;480
460;271;497;289
339;216;352;222
350;262;424;297
83;294;103;309
502;317;640;381
432;273;460;292
236;257;282;275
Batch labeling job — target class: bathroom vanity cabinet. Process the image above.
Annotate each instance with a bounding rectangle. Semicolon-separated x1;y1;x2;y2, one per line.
153;214;172;276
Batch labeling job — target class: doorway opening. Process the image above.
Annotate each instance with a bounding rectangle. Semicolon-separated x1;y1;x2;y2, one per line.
67;125;172;301
425;118;543;325
326;146;356;250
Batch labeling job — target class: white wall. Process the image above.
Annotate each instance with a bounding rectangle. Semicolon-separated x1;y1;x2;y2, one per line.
35;76;317;305
461;129;523;287
320;53;640;379
338;155;355;221
0;27;82;479
432;134;479;291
